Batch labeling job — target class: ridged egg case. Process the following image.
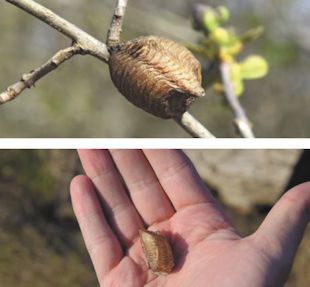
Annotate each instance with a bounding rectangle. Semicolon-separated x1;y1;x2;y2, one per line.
109;36;205;118
139;229;175;275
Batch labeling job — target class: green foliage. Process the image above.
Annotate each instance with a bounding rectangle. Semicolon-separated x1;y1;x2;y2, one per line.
217;6;230;24
189;4;269;97
240;55;269;80
203;8;218;32
201;6;230;32
230;63;245;96
240;26;264;43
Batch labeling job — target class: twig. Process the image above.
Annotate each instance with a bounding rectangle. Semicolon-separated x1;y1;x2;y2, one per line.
5;0;110;62
107;0;129;47
1;0;110;104
174;112;215;138
0;45;81;105
219;62;255;138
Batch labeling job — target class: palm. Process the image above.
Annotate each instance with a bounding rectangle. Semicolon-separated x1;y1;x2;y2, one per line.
108;205;240;286
71;150;310;287
107;207;268;287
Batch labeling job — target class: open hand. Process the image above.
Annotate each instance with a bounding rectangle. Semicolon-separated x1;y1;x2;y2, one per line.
70;150;310;287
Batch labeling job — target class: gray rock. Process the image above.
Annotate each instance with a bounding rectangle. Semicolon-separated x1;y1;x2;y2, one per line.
185;150;301;212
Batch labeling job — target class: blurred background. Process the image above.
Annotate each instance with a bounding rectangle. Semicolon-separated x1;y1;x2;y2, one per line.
0;0;309;137
0;149;309;286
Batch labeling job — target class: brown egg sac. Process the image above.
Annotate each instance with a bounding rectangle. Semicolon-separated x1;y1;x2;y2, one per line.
139;229;175;276
108;36;205;118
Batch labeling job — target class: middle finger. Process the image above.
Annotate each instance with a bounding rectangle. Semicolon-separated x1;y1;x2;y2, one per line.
78;149;143;247
110;149;175;226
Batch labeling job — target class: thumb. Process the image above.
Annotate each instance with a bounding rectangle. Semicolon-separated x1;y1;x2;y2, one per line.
254;182;310;263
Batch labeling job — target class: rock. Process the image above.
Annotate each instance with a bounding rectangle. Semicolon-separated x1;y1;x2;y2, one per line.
185;150;301;212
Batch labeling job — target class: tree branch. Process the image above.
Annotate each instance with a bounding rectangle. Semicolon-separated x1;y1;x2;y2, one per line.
0;45;81;105
5;0;110;62
2;0;215;138
174;112;215;138
219;62;255;138
107;0;129;47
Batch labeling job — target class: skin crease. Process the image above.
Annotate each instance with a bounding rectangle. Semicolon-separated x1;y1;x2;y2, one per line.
70;150;310;287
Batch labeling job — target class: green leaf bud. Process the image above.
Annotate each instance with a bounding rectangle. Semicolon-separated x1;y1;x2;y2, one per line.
211;27;232;45
231;62;242;81
241;55;269;79
240;26;264;43
233;79;244;96
217;6;230;23
203;9;218;32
